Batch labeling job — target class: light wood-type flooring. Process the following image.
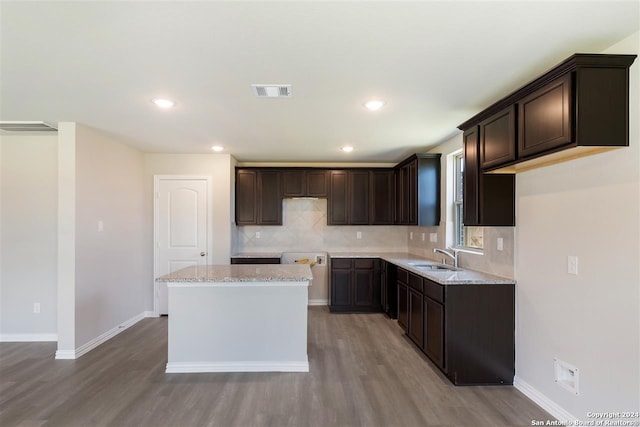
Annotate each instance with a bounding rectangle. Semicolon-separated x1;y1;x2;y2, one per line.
0;307;553;427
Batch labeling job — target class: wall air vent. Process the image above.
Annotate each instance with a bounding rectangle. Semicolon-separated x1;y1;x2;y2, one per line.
0;121;58;133
251;84;292;98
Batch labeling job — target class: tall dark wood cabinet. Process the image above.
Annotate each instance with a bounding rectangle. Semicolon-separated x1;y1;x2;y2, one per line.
330;258;381;312
394;154;441;226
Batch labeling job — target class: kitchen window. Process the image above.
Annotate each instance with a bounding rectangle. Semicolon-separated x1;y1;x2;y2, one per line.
453;152;483;250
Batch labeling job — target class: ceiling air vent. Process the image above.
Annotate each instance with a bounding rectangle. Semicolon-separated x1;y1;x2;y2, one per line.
0;121;58;133
251;84;292;98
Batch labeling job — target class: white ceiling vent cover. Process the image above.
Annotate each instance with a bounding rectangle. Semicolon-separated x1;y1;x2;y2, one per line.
251;84;292;98
0;121;58;133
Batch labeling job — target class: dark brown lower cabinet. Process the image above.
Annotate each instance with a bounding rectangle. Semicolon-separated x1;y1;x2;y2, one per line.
400;275;514;386
330;258;381;312
397;282;408;331
408;288;424;348
423;297;444;369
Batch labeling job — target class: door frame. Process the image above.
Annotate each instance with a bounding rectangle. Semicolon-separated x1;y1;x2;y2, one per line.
153;175;213;316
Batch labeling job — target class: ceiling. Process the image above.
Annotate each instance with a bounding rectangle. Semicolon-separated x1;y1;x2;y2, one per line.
1;1;638;163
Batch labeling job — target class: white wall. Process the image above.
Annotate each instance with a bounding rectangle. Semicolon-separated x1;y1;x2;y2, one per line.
73;125;149;348
143;154;235;265
0;134;58;340
515;32;639;418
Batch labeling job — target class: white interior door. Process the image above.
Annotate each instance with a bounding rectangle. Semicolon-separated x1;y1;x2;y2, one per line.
155;177;209;315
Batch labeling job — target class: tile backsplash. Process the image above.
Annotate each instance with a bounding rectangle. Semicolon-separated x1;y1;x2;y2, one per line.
234;198;408;252
233;198;514;279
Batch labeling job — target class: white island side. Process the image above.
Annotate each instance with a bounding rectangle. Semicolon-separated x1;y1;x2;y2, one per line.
156;264;312;373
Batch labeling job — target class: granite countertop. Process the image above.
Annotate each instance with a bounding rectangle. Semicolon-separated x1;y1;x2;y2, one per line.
156;264;313;283
230;252;283;259
329;252;515;285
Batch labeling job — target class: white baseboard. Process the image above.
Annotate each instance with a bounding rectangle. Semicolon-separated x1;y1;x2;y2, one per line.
514;376;578;422
55;311;150;360
144;310;158;318
0;333;58;342
166;360;310;373
308;299;328;306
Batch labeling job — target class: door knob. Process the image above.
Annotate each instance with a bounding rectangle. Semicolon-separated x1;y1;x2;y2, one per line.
200;252;206;257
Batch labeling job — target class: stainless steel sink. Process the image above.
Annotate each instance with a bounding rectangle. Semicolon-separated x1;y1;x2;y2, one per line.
408;263;459;271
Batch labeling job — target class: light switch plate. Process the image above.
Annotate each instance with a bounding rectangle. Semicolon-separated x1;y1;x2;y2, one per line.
421;233;425;241
429;233;437;242
356;231;362;240
568;256;578;275
497;237;504;251
409;232;413;240
255;231;261;239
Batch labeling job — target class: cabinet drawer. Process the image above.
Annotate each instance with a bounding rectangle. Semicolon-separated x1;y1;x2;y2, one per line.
397;268;408;284
408;272;423;293
423;279;444;303
354;258;374;269
331;258;352;269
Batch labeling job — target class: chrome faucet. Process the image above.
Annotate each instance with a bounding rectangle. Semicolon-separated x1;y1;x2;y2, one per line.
433;247;460;268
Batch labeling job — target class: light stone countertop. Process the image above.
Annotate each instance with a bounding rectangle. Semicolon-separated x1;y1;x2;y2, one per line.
156;264;313;283
329;252;515;285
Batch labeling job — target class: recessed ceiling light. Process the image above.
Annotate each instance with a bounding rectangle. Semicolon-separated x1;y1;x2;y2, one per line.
152;98;175;109
341;146;354;153
364;100;385;111
211;145;224;152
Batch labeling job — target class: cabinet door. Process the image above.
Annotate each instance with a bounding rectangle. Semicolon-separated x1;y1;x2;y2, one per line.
307;170;328;197
408;288;424;347
480;105;516;170
397;282;408;332
349;170;370;224
282;170;305;197
257;170;282;225
370;170;394;225
380;261;388;313
463;127;480;226
328;171;348;225
353;268;374;307
394;168;403;224
235;169;258;225
518;73;572;159
424;297;445;369
330;269;352;309
406;161;417;225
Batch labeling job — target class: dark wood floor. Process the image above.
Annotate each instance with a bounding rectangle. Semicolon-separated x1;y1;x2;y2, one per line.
0;307;551;427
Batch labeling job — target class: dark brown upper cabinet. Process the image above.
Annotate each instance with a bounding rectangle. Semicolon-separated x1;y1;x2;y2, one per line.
394;154;441;226
480;105;516;170
518;73;571;159
235;168;282;225
235;169;258;225
463;127;515;227
281;169;328;198
459;54;636;172
328;170;370;225
370;170;394;225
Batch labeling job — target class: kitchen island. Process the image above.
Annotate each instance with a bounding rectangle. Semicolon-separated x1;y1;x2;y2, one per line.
156;264;312;373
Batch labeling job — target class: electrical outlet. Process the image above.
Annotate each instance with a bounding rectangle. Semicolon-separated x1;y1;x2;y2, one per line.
568;256;578;275
98;220;104;232
356;231;362;240
409;232;413;240
33;302;41;314
421;233;425;241
497;238;504;251
429;233;437;243
255;231;261;239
